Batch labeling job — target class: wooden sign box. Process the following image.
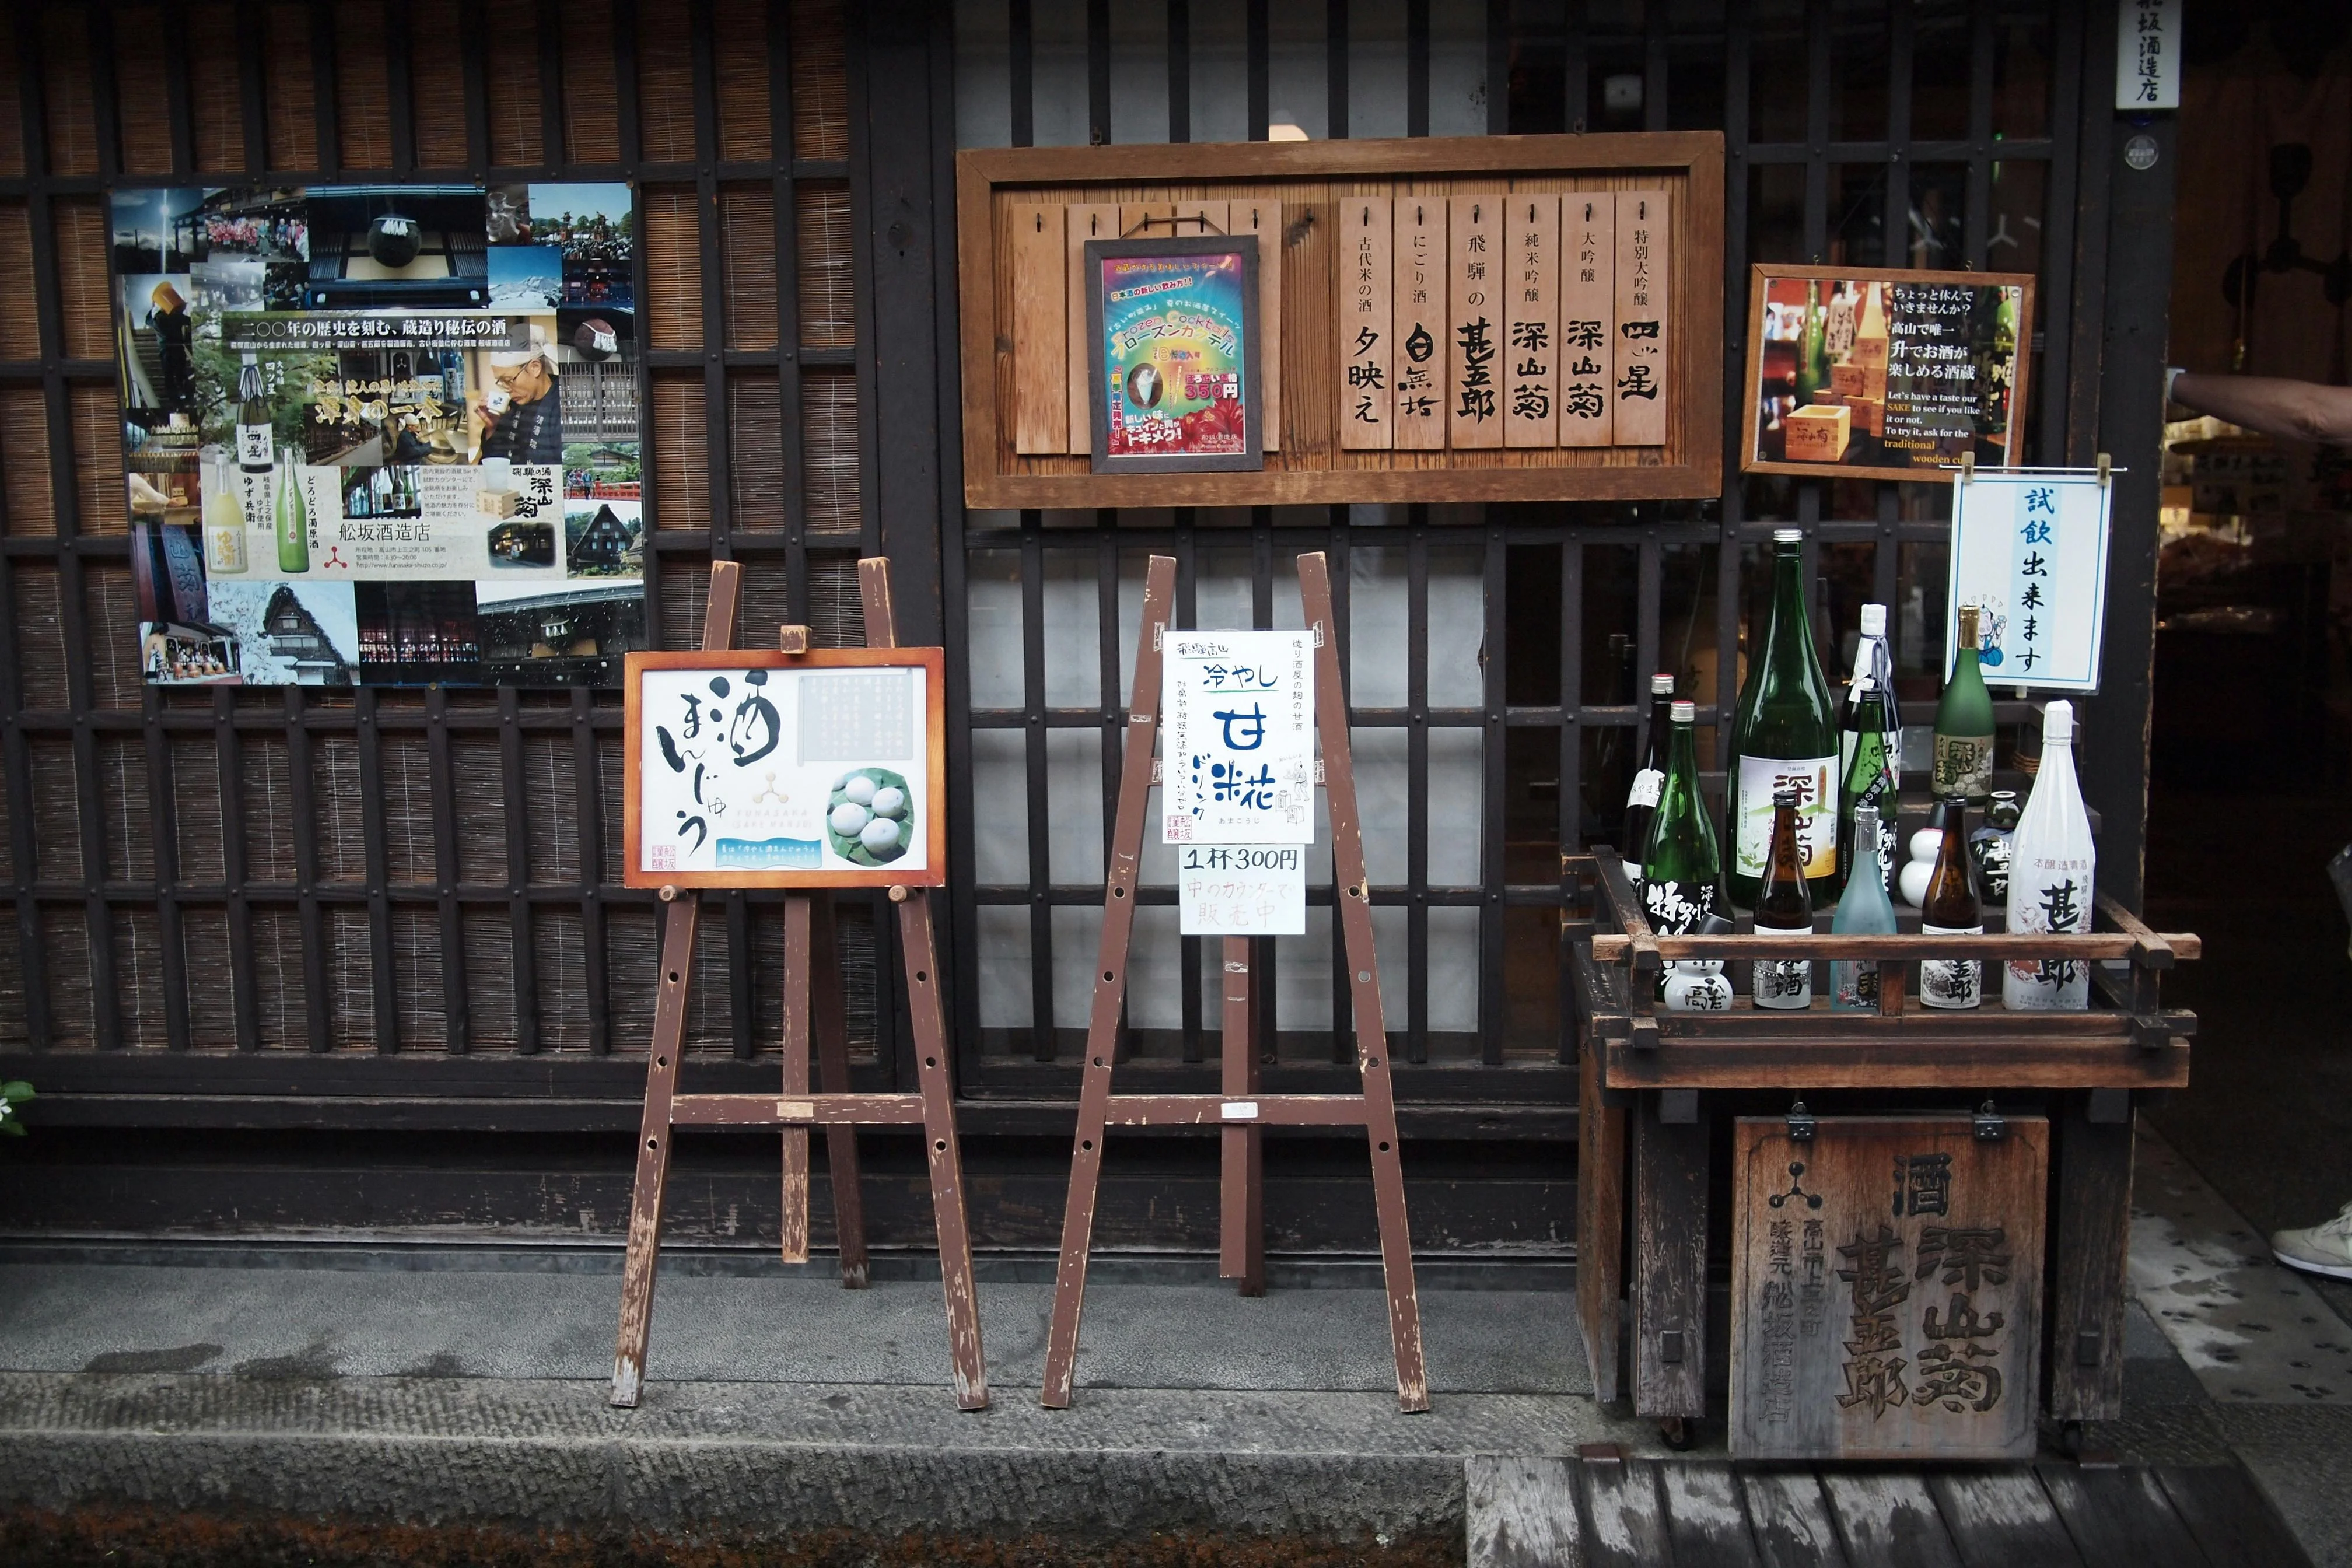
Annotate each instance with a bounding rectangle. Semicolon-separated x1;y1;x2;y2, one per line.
957;134;1724;509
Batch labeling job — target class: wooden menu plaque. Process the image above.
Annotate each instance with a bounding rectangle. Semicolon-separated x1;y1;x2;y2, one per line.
958;132;1724;507
1729;1115;2046;1461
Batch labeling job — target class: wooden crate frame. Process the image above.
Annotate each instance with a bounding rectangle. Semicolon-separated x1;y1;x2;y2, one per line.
955;133;1726;509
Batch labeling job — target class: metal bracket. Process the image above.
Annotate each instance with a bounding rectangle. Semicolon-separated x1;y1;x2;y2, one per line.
1786;1098;1816;1142
1973;1098;2007;1142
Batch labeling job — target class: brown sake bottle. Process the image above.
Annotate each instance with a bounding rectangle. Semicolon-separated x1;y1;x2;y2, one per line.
1751;787;1814;1010
1918;795;1983;1009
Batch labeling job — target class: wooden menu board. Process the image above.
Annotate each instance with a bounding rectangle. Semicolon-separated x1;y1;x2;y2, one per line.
1728;1115;2046;1461
958;133;1724;508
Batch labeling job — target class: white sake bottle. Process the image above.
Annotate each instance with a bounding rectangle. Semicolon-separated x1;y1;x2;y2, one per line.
2002;701;2095;1010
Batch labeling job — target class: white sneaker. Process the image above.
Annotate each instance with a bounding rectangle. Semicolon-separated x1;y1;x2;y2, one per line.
2273;1201;2352;1280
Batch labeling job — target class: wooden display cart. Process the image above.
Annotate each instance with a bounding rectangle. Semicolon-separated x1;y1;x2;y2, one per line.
1566;844;2200;1457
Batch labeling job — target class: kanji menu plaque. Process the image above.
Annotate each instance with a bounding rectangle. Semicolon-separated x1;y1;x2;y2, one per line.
1728;1115;2047;1461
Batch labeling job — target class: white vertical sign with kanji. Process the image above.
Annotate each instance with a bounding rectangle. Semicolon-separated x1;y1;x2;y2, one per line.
1161;629;1315;844
1948;471;2112;692
2115;0;2180;111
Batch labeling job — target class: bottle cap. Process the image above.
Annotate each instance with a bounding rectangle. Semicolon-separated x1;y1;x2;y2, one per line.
1650;672;1675;695
1670;699;1695;722
1773;788;1800;807
1773;527;1803;544
1859;603;1887;636
1991;789;2017;802
1854;802;1881;832
2043;699;2073;741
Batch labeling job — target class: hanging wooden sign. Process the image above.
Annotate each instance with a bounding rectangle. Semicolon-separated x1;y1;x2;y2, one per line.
1728;1114;2046;1461
957;133;1724;506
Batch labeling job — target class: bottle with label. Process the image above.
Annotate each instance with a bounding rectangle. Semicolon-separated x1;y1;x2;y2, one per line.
1662;911;1735;1013
274;447;309;574
1831;802;1898;1011
1969;789;2021;909
201;449;247;575
2003;701;2095;1010
236;352;274;474
1751;788;1815;1010
1933;604;1996;804
1919;796;1983;1009
1640;699;1721;1001
1726;527;1839;908
1622;672;1677;877
1793;281;1827;406
1838;601;1900;897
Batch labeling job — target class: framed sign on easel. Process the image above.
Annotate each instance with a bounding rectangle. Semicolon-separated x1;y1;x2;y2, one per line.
1040;551;1430;1413
608;557;988;1411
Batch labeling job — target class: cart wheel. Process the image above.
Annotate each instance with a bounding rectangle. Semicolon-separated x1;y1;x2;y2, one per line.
2057;1419;2086;1460
1658;1416;1695;1451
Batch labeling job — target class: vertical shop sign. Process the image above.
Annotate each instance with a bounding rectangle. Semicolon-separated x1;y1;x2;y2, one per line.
1614;190;1670;446
1558;195;1616;447
1391;199;1448;451
2116;0;2181;111
1948;470;2113;692
1446;197;1502;450
1339;199;1394;450
1503;195;1559;448
1161;629;1315;845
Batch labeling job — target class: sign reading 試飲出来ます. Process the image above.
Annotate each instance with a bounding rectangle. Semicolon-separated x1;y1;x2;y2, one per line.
1948;471;2112;694
625;650;944;888
1161;629;1315;846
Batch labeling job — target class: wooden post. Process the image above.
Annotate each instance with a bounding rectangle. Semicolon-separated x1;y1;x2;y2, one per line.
810;894;869;1287
860;557;989;1410
611;561;741;1409
1631;1089;1707;1420
1219;935;1265;1295
2047;1091;2134;1424
780;892;813;1264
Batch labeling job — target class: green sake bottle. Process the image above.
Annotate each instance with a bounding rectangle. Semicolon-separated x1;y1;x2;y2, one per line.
1639;699;1721;999
1724;528;1839;909
1933;603;1996;804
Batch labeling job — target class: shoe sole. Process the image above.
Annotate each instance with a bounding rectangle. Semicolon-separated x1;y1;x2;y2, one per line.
2273;1248;2352;1280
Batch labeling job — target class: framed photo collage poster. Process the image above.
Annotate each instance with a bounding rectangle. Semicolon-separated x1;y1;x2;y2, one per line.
111;181;644;687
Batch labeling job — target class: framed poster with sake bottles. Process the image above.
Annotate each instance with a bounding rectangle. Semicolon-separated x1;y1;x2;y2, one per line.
1741;265;2034;482
622;649;948;890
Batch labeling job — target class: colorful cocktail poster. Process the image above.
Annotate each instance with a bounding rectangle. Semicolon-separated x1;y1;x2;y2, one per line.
1740;265;2034;483
1085;235;1262;474
111;181;643;687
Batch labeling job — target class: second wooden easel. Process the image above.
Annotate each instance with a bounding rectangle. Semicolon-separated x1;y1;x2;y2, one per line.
1040;551;1430;1413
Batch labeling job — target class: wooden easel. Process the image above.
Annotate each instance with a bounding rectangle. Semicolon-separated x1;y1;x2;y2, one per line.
1040;551;1430;1413
610;557;988;1411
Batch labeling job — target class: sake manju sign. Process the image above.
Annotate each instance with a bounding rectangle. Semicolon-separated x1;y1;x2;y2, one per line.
1947;470;2113;693
624;650;947;890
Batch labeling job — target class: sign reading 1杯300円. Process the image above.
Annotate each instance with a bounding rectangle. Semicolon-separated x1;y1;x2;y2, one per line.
623;649;947;889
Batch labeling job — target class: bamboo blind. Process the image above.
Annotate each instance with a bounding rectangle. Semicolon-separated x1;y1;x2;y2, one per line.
0;0;878;1059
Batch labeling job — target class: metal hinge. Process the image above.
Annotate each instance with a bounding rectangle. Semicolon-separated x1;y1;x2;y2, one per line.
1973;1098;2007;1142
1786;1098;1816;1142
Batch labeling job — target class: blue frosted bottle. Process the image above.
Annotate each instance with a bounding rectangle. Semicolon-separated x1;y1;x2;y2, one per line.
1831;803;1899;1010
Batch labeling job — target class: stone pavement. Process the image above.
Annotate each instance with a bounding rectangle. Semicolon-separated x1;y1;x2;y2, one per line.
0;1124;2344;1558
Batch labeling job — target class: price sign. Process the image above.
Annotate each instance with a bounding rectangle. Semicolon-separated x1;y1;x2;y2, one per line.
1948;470;2112;693
1161;629;1315;845
1177;844;1307;936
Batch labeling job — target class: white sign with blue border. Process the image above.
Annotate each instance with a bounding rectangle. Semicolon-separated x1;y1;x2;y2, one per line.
1947;469;2112;694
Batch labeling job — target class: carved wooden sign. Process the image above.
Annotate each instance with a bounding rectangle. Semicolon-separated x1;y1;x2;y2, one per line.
957;133;1724;508
1729;1115;2046;1461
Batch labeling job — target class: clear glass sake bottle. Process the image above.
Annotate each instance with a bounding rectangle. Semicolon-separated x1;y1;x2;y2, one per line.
274;447;309;573
1640;699;1721;1001
1725;527;1839;909
1831;803;1898;1011
2003;701;2095;1010
1933;604;1996;804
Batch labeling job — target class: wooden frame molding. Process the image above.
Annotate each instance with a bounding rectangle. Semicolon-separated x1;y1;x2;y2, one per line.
957;133;1726;509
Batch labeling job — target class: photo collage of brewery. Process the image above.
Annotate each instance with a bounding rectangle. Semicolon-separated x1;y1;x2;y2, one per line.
113;181;645;687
